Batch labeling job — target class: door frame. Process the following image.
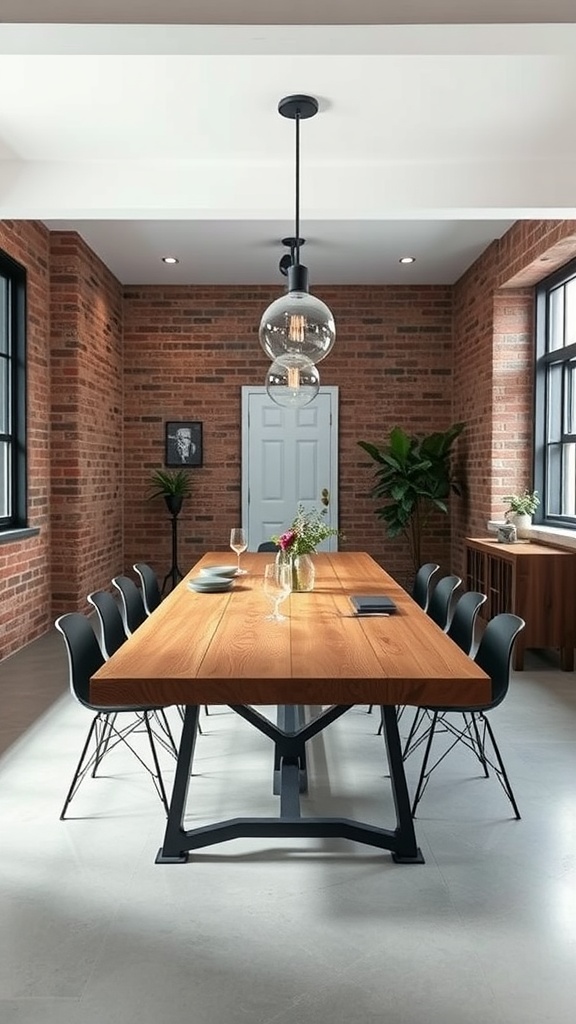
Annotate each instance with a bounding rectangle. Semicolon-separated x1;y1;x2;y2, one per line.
241;386;339;549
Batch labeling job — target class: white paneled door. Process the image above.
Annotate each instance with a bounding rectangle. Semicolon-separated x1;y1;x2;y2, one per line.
241;387;339;551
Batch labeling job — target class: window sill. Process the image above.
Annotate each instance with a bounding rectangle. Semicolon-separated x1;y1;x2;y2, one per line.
526;525;576;552
0;527;40;545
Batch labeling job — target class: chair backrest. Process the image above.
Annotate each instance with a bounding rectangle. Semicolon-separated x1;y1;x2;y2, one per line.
87;589;127;659
111;575;147;634
133;562;162;615
447;591;487;655
411;562;440;611
474;612;525;707
55;612;104;708
257;542;278;552
427;574;462;630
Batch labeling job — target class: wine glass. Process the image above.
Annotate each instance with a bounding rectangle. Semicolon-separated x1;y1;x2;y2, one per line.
230;527;248;575
262;563;291;622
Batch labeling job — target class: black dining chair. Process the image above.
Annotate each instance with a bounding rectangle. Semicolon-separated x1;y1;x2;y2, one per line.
257;542;279;552
426;574;462;630
446;590;487;655
367;561;440;720
410;612;525;819
87;588;180;752
133;562;162;616
87;589;127;659
402;590;488;758
412;562;440;612
375;574;463;737
111;574;147;635
55;612;171;819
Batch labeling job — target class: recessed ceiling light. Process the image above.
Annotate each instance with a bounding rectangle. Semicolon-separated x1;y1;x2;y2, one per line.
162;256;179;265
399;256;416;265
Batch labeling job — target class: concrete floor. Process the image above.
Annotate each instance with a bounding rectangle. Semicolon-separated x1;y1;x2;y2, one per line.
1;630;575;1023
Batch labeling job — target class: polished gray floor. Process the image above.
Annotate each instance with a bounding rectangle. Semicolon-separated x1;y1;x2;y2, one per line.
1;630;576;1023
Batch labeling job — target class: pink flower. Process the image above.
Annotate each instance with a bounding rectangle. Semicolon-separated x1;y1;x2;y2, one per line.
279;529;296;551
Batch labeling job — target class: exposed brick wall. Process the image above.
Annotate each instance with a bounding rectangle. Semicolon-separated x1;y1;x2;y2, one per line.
0;221;51;659
50;232;124;615
122;284;454;588
5;216;576;661
452;220;576;580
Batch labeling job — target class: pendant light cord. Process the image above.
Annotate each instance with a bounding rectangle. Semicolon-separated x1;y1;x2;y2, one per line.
295;110;301;267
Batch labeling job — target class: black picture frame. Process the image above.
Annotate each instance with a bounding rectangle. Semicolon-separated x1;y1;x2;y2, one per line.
165;421;203;467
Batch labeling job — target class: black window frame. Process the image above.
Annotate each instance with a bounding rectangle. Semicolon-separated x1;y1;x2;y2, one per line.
0;249;27;533
534;255;576;530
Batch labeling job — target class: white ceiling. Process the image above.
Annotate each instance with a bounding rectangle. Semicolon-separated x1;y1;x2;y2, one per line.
1;3;575;285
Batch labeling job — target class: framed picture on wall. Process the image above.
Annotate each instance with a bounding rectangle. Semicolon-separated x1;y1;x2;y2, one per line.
165;421;203;467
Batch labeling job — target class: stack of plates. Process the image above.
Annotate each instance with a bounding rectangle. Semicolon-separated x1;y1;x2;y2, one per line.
199;564;237;578
188;575;235;594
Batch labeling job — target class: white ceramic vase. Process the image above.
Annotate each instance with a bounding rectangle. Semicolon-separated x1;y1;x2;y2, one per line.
508;512;532;539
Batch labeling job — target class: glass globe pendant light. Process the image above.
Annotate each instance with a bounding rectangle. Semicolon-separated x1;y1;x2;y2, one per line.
265;353;320;409
260;95;336;371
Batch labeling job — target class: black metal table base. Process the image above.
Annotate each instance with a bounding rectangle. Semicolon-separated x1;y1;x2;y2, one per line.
156;703;424;865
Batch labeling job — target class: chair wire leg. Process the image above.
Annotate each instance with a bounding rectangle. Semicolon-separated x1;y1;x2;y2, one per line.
152;710;178;758
60;715;100;819
481;714;521;819
402;708;430;759
143;713;170;815
411;711;440;816
92;713;117;776
468;711;489;776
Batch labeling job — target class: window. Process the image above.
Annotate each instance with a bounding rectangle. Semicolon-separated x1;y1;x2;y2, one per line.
0;250;27;532
535;257;576;528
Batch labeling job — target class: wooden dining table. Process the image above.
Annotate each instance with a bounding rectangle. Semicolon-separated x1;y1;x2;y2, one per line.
90;551;490;865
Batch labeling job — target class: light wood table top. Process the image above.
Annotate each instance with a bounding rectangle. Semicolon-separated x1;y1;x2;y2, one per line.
91;552;489;709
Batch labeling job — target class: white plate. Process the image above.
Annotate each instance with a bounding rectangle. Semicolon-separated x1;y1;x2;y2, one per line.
200;564;238;578
188;578;234;593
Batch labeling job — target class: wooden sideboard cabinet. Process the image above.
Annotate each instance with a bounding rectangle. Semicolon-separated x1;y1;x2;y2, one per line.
465;538;576;671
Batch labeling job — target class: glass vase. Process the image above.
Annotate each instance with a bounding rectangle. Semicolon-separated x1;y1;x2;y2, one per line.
275;551;315;592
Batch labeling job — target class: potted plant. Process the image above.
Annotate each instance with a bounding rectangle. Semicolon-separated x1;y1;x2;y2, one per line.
357;423;465;573
148;468;192;516
503;489;539;538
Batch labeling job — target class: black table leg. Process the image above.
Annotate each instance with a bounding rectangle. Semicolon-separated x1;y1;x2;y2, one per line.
156;704;199;863
380;705;424;863
155;704;424;864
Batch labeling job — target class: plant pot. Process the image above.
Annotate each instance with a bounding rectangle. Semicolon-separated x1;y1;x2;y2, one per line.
276;551;315;592
164;495;183;516
507;512;532;539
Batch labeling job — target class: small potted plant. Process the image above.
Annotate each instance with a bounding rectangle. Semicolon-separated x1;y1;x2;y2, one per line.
503;489;539;538
148;468;192;516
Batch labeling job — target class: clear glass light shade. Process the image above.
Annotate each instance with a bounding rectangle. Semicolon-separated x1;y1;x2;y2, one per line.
259;290;336;364
265;353;320;408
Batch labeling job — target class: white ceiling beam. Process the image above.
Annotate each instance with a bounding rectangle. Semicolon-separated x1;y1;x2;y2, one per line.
2;158;576;220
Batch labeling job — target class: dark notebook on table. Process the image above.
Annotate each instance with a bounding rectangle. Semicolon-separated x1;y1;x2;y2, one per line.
350;595;397;615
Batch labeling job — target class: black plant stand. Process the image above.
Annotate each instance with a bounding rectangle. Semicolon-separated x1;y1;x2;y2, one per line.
161;497;184;595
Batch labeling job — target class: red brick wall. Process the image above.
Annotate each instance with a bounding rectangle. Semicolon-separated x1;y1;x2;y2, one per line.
5;216;576;661
122;284;455;588
0;221;52;658
452;220;576;580
50;233;124;615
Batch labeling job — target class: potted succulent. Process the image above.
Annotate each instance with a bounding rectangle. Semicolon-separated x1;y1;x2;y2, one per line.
503;489;539;538
148;468;192;516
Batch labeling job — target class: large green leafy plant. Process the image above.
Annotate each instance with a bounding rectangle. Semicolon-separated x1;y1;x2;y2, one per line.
357;423;465;571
